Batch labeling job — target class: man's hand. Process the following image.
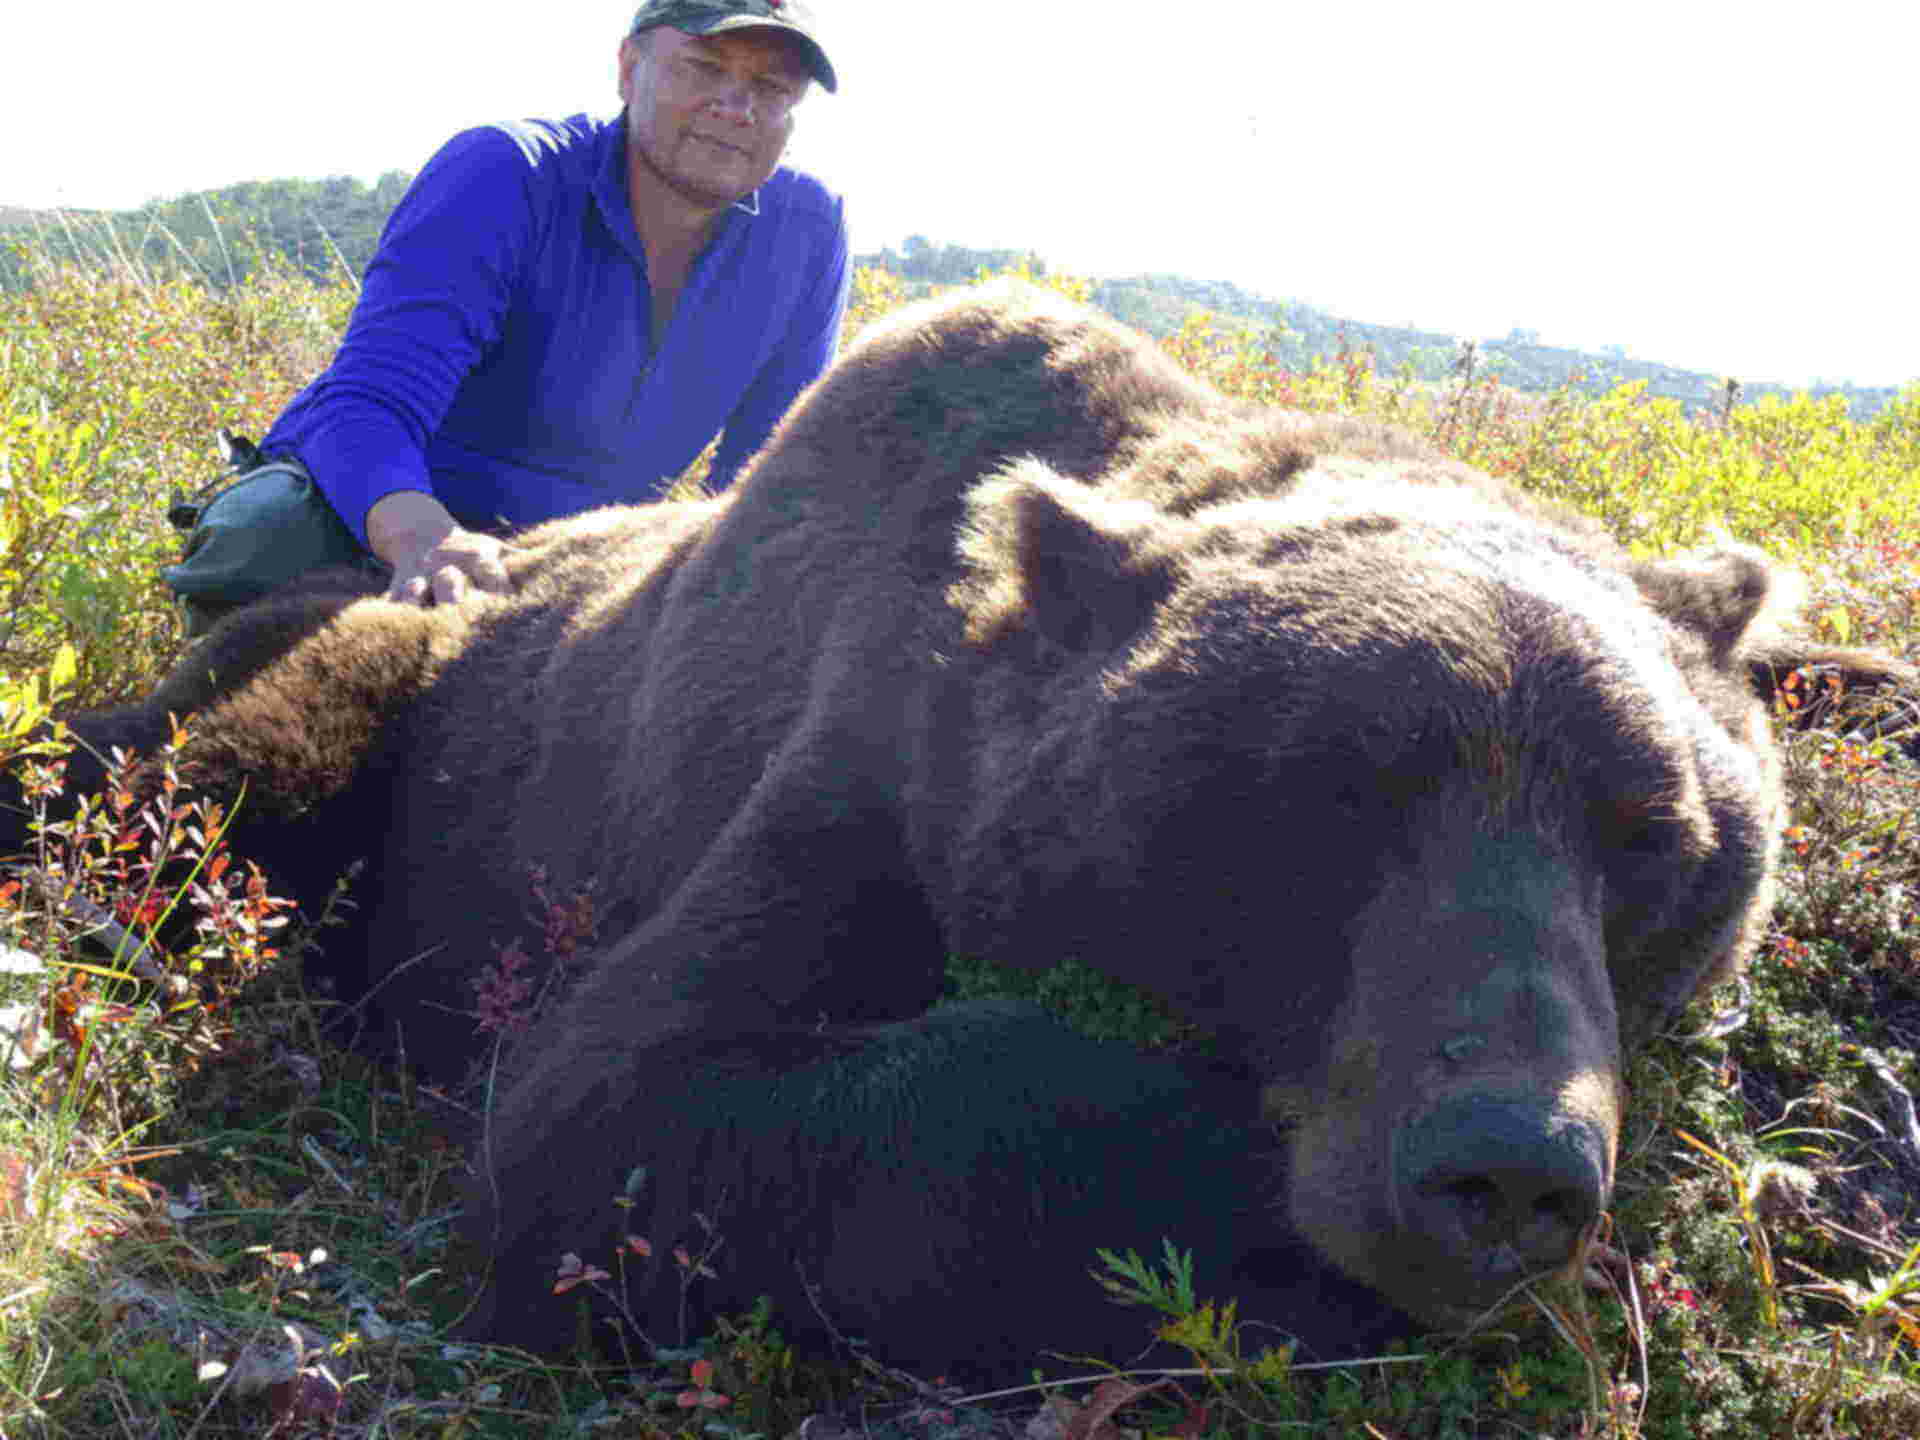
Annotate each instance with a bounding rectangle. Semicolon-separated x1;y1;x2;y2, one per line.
367;491;511;607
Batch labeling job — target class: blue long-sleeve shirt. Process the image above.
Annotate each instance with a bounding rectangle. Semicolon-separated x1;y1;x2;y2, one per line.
263;113;850;543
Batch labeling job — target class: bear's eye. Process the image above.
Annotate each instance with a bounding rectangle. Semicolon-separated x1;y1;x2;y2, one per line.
1621;824;1670;858
1597;792;1683;862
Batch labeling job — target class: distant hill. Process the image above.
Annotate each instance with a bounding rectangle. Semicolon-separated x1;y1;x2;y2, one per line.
859;236;1908;421
3;183;1905;419
0;175;409;292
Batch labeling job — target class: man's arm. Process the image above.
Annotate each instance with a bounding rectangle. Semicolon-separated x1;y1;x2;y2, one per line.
278;125;553;597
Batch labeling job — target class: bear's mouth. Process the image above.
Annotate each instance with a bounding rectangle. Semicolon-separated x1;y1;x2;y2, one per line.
1399;1237;1599;1333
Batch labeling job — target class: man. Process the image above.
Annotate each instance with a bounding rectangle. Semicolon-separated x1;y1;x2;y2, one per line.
255;0;847;608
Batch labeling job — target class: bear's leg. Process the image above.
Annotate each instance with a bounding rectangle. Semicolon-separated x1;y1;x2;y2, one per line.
459;1001;1413;1380
3;572;383;825
461;758;947;1328
2;576;447;1015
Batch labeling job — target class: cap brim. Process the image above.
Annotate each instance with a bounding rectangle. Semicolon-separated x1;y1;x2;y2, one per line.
679;15;837;92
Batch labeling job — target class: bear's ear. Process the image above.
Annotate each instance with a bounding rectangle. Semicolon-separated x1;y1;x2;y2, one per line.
1628;546;1778;669
950;460;1175;657
1632;546;1920;726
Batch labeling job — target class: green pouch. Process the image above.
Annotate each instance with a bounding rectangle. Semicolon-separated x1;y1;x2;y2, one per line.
162;432;384;635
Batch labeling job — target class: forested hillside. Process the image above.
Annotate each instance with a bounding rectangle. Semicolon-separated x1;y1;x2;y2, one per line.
2;177;1908;418
0;174;407;291
861;235;1908;419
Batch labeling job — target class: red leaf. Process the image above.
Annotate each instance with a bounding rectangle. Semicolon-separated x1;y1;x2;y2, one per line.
267;1366;341;1433
1062;1377;1166;1440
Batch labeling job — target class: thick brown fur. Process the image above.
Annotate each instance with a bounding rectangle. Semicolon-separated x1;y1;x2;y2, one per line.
20;281;1916;1371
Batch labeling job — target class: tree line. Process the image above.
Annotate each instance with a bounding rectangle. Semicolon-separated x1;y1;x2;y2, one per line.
2;179;1904;418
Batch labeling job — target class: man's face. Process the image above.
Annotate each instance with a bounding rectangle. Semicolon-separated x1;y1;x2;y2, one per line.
619;26;810;210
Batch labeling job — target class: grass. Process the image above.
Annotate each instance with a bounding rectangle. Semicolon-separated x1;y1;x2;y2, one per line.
1;226;1919;1435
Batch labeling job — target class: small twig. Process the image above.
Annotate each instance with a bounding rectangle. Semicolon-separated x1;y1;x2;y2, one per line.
299;1135;356;1196
797;1266;953;1400
197;193;237;290
1802;1218;1916;1266
942;1353;1435;1413
15;870;166;985
1860;1048;1920;1161
1670;973;1753;1042
307;212;361;295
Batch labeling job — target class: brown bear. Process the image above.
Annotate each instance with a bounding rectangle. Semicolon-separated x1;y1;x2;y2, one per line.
15;281;1910;1376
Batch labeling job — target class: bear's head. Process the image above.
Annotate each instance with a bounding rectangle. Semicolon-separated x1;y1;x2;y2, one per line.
948;456;1786;1330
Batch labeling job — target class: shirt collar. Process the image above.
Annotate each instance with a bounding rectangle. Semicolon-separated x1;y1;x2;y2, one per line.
594;114;651;270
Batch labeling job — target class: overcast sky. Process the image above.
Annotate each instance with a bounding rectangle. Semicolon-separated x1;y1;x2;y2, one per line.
10;1;1914;388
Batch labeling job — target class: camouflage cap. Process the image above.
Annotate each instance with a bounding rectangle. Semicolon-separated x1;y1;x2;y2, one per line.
630;0;837;93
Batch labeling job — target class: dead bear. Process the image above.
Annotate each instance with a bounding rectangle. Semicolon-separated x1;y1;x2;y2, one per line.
11;280;1912;1373
498;998;1413;1379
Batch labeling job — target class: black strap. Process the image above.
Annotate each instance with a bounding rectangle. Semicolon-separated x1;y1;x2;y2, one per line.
169;429;270;532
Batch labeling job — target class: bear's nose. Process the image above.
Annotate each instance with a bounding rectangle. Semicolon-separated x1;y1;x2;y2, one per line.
1395;1098;1607;1278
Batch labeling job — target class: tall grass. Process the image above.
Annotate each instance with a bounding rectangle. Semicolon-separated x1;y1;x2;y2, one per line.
1;228;353;708
1162;307;1920;563
0;228;1918;1436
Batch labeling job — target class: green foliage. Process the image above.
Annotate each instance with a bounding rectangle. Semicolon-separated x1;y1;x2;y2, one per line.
1086;1241;1608;1436
862;233;1054;291
1501;383;1920;558
1159;306;1920;561
1;725;301;1130
944;953;1194;1051
0;174;402;292
0;238;354;705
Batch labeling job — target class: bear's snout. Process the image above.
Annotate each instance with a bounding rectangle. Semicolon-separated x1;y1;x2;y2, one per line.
1393;1098;1609;1304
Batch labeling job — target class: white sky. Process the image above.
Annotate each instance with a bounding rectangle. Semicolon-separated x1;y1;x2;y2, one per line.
8;1;1915;388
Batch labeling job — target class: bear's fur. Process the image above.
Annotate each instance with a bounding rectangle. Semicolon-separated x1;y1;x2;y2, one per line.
515;999;1411;1378
18;281;1914;1375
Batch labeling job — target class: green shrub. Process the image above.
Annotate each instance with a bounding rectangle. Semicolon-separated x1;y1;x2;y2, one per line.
0;237;353;707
